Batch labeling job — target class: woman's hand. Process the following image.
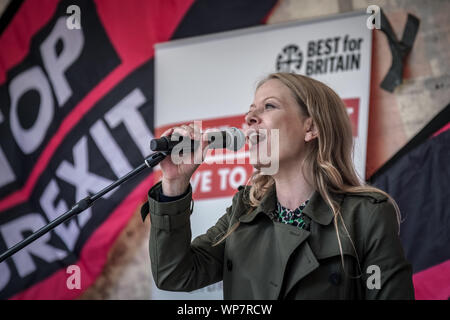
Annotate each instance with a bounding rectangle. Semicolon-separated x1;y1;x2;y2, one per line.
159;123;209;197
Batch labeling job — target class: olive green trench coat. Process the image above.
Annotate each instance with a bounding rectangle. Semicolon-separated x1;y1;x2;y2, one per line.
144;181;414;300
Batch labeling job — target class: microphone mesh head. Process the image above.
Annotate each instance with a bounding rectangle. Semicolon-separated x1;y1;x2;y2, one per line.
226;127;246;151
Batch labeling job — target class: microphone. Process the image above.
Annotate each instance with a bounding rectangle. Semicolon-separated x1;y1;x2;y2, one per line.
150;127;245;152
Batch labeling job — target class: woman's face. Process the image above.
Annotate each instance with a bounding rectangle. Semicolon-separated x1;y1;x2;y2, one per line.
244;79;313;171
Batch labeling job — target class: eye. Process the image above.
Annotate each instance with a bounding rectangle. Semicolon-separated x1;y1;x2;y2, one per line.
265;103;277;110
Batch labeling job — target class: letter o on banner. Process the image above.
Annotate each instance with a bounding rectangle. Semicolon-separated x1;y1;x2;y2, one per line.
9;66;54;154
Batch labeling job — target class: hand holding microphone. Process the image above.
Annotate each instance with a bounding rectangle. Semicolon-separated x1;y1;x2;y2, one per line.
150;127;245;152
155;124;245;197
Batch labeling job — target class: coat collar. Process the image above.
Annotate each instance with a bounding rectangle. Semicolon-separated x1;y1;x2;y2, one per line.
238;184;344;226
238;186;276;223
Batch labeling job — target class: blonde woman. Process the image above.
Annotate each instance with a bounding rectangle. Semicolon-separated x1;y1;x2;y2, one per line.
143;72;414;299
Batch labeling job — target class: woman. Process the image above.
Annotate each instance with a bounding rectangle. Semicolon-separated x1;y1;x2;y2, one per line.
143;72;415;299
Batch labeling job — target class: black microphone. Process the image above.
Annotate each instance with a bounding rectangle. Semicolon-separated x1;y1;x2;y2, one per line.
150;127;245;152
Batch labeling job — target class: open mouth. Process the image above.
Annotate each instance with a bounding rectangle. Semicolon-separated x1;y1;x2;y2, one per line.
247;130;267;146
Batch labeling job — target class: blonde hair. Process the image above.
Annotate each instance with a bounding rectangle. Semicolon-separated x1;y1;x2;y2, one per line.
215;72;401;276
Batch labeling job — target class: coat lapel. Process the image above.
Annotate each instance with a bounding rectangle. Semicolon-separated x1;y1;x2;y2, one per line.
236;185;317;299
237;185;276;224
273;222;319;298
280;190;347;297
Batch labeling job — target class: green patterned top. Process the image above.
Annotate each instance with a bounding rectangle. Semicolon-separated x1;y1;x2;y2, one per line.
275;199;311;230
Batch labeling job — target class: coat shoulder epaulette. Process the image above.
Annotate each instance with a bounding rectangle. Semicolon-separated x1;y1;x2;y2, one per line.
347;191;389;204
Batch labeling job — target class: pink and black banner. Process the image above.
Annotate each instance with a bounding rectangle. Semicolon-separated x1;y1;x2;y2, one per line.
370;105;450;300
0;0;278;299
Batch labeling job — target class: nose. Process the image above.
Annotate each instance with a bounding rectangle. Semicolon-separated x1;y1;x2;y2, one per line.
245;109;261;127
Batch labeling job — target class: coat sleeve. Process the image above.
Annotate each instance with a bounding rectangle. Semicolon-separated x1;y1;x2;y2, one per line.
147;181;231;292
361;199;415;299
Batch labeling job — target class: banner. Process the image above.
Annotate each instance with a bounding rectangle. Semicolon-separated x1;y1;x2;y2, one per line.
153;11;372;299
0;0;161;299
371;105;450;300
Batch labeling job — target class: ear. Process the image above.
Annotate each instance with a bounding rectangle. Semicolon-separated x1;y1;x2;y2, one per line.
304;117;319;142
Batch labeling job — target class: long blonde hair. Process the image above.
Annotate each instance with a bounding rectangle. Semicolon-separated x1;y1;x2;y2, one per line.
215;72;401;275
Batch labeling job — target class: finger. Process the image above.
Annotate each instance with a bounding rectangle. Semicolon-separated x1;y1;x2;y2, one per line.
189;123;202;141
172;126;193;140
188;123;200;131
161;127;174;137
183;124;196;139
193;138;210;164
201;127;220;142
